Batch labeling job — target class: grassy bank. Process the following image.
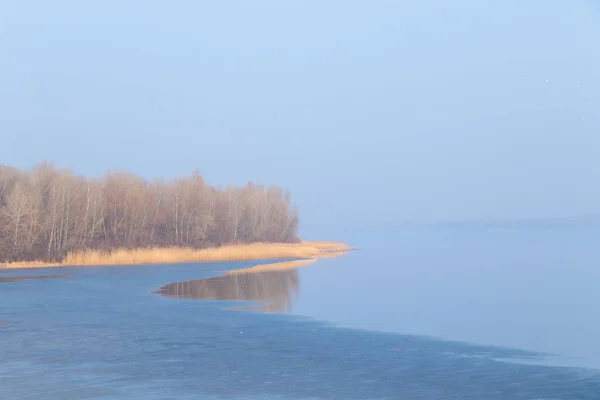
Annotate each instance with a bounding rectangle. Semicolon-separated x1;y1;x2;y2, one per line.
0;241;350;269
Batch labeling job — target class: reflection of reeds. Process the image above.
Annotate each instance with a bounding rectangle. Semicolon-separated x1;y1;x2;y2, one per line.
155;260;305;313
1;241;350;269
154;247;350;312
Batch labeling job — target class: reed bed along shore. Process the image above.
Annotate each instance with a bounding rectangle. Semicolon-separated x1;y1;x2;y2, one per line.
226;258;317;275
0;241;350;269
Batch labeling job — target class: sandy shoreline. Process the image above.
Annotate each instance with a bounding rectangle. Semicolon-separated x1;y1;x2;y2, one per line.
0;241;351;270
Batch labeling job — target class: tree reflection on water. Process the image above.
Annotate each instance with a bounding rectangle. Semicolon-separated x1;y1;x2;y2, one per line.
155;260;313;313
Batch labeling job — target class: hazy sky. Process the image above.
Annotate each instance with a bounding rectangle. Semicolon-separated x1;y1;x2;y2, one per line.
1;1;599;229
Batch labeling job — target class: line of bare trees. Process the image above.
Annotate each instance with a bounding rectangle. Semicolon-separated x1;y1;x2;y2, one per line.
0;163;299;262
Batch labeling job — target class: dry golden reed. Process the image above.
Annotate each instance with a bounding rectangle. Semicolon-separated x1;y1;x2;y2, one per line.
226;258;317;275
0;241;350;269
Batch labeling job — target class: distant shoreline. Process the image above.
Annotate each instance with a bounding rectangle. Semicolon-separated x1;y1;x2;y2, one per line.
0;241;351;270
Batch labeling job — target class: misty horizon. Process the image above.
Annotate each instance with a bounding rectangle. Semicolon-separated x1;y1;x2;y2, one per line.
1;0;599;226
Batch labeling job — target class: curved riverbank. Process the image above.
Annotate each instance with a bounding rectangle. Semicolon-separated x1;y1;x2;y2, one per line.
0;241;351;269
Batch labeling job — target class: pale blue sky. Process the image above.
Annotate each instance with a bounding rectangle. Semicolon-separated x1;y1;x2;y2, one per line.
1;1;599;229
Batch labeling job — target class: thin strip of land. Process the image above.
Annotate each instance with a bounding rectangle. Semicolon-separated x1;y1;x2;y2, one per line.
226;258;317;275
225;248;349;275
0;241;350;269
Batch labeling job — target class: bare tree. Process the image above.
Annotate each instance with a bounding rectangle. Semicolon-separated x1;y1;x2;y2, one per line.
1;180;31;258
